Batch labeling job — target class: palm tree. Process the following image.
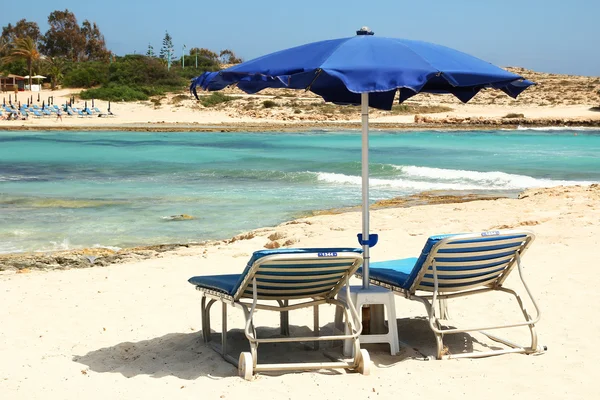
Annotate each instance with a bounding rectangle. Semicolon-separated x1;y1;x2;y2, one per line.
43;56;66;90
0;37;8;92
3;37;40;90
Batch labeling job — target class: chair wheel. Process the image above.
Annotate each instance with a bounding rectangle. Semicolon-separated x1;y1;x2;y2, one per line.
238;352;253;381
357;349;370;375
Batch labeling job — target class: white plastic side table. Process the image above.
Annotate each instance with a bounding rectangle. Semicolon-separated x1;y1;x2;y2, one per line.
335;285;399;356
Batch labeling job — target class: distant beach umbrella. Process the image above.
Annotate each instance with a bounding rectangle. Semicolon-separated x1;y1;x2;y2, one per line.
193;27;534;288
27;98;30;106
9;94;11;103
42;100;45;110
18;101;21;108
84;101;87;111
92;98;95;108
37;93;40;102
108;101;111;113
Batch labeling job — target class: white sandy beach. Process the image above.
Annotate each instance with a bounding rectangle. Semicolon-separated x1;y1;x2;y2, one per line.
2;87;600;129
1;184;599;399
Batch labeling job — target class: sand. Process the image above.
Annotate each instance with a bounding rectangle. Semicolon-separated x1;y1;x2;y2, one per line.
1;184;599;399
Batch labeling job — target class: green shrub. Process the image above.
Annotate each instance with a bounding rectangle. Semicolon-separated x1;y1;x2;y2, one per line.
200;92;234;107
391;104;453;114
262;100;277;108
503;113;525;119
79;84;151;101
150;97;164;107
63;62;109;88
171;94;189;105
59;55;219;101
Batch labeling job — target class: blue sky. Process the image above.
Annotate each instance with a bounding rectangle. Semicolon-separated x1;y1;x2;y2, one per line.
3;0;599;76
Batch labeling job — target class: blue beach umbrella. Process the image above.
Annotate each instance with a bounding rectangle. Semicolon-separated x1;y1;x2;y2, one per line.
191;27;534;288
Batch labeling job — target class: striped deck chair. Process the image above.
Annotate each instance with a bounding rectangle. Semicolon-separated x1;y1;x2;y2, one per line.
188;248;370;380
356;230;544;359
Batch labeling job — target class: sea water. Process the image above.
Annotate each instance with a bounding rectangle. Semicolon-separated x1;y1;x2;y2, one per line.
1;128;599;253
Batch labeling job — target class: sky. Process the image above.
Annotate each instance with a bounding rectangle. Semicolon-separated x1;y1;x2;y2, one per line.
2;0;599;76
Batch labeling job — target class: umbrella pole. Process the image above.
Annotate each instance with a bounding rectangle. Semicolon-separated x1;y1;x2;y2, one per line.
361;92;370;289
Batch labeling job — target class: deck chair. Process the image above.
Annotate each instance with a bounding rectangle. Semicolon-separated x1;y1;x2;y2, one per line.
356;230;544;359
188;247;370;380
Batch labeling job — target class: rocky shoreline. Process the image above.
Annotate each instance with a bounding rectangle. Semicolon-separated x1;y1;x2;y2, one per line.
0;191;509;272
2;116;600;132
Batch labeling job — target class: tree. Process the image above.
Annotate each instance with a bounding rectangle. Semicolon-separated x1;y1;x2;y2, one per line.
219;49;242;64
159;31;174;65
43;56;66;90
3;37;40;89
146;44;155;57
0;36;9;59
189;47;219;63
42;9;85;61
81;20;110;61
1;19;41;49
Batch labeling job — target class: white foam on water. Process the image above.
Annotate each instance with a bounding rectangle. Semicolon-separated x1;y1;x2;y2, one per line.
515;126;598;131
316;166;596;192
40;238;72;252
92;244;122;251
395;165;596;189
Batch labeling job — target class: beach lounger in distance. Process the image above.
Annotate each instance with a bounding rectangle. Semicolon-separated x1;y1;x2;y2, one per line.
188;248;370;380
356;229;544;359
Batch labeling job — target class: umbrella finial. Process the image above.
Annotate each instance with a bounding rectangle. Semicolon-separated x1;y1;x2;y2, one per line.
356;26;374;36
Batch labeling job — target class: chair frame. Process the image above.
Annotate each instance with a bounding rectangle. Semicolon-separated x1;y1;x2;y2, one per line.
192;251;370;379
362;230;544;359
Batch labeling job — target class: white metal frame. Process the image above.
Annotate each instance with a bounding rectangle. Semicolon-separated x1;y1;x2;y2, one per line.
193;251;370;380
362;230;545;359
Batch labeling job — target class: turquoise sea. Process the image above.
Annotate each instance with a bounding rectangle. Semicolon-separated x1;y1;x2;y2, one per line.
1;128;599;254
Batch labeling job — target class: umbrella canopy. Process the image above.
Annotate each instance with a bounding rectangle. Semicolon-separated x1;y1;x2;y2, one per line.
191;28;534;288
193;28;532;110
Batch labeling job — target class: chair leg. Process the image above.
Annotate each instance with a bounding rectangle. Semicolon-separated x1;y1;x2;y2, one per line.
278;300;290;336
202;298;216;343
221;302;228;356
201;296;207;340
334;302;346;334
313;305;320;350
438;298;450;320
413;296;445;359
481;287;540;354
414;287;544;359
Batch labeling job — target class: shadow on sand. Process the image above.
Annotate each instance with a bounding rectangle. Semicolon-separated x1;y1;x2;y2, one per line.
74;318;503;379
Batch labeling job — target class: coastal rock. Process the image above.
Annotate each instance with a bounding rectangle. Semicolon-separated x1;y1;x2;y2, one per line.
162;214;196;221
264;241;281;249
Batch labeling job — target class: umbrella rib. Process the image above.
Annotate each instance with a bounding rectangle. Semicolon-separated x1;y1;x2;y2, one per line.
305;69;323;91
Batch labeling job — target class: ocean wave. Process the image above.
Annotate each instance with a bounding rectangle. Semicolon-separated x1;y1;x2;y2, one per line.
92;244;122;252
0;175;45;182
316;166;596;192
515;126;599;131
195;169;319;183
